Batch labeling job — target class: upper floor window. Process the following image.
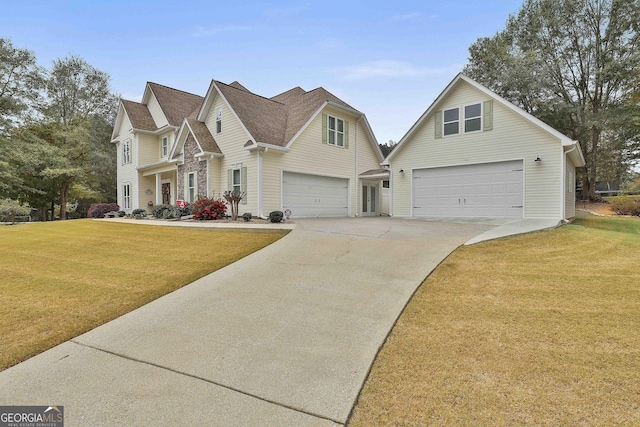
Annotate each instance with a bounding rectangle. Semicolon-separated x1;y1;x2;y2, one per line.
464;103;482;132
122;139;131;164
443;103;482;136
443;108;459;136
161;136;169;157
328;115;345;147
216;107;222;133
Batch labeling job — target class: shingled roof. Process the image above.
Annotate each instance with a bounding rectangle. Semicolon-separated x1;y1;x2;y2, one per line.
121;99;157;131
186;118;221;154
215;81;289;146
147;82;203;127
215;81;360;147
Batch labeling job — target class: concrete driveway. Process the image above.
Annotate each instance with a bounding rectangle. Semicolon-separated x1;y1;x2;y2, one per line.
0;217;493;426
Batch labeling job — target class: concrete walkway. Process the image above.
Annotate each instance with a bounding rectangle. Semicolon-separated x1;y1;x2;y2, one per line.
0;217;493;426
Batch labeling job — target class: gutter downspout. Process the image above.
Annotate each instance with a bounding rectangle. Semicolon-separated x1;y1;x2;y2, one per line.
258;147;266;219
355;116;360;217
562;144;577;221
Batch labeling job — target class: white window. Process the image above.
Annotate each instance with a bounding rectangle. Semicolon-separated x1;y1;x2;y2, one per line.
122;139;131;164
161;136;169;157
232;168;241;194
328;115;345;147
464;103;482;132
123;183;131;209
443;103;483;136
443;108;459;136
187;172;197;202
216;107;222;134
568;170;574;193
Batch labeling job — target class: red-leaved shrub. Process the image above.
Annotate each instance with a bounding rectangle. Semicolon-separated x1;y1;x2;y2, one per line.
88;203;120;218
191;197;227;220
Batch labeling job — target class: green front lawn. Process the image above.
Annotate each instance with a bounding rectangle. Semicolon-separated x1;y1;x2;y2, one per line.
349;214;640;426
0;220;287;371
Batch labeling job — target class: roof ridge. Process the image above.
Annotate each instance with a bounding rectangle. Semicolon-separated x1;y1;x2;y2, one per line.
147;81;203;98
216;80;286;107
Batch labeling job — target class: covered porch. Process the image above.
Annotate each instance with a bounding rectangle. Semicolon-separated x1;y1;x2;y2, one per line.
359;169;390;217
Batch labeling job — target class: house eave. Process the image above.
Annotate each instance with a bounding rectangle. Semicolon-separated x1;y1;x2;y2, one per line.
246;142;290;153
132;125;178;136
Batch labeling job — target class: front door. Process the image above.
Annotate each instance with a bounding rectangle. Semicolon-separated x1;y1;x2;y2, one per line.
162;183;171;205
362;184;377;216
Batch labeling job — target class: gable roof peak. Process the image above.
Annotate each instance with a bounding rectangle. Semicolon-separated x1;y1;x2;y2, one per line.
228;81;250;92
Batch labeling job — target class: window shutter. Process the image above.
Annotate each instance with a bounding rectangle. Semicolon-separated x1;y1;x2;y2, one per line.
435;110;442;138
483;100;493;131
241;167;247;205
322;113;328;144
227;169;232;191
344;120;349;149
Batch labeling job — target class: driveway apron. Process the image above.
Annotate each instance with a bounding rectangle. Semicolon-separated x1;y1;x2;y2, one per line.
0;217;492;426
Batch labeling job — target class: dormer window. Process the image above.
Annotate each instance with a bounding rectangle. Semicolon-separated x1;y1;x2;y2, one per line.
216;107;222;134
161;136;169;157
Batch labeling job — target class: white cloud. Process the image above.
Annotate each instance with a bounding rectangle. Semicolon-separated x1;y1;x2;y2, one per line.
337;60;461;81
192;25;251;37
389;13;421;22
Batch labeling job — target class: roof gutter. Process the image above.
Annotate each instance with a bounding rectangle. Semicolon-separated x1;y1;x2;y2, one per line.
132;125;179;136
246;142;290;153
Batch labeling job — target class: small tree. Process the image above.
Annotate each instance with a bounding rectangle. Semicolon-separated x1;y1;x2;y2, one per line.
223;191;244;221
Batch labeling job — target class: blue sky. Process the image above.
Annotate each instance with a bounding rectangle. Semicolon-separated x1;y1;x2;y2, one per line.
2;1;519;145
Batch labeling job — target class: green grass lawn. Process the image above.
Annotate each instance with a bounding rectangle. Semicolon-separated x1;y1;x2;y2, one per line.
349;214;640;426
0;220;287;371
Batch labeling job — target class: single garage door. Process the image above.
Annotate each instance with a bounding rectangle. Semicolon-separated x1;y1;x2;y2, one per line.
413;160;523;218
283;172;348;218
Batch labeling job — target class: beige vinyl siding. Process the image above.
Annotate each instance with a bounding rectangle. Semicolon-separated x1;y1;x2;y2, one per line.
146;92;169;128
261;106;381;216
204;95;257;214
137;134;159;167
565;158;577;218
392;80;563;219
136;175;155;213
116;112;138;211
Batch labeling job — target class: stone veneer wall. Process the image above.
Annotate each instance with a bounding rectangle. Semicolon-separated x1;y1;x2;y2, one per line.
177;134;208;200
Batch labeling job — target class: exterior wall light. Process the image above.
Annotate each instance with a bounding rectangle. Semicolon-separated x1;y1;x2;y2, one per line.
534;156;542;162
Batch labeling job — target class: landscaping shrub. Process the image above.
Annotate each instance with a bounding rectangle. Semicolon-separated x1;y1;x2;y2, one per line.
269;210;283;223
152;203;192;219
117;211;126;217
0;199;31;222
87;203;120;218
131;209;147;219
191;197;226;220
242;212;252;222
609;196;640;216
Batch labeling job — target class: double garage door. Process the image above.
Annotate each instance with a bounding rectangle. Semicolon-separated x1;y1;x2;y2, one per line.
413;160;523;218
283;172;348;218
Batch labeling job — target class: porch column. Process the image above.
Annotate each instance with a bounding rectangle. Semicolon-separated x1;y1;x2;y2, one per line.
155;173;162;206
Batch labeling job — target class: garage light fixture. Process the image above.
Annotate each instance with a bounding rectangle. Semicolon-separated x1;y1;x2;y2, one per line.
534;156;542;162
399;169;404;173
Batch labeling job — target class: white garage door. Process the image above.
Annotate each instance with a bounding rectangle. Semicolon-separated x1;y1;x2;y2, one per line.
283;172;348;218
413;160;523;218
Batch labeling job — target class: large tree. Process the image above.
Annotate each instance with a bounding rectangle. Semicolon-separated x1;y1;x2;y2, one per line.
0;38;43;135
464;0;640;198
40;56;118;218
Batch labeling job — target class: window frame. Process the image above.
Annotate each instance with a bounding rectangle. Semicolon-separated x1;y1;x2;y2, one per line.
327;114;345;148
443;108;460;136
123;183;131;210
161;136;169;157
215;107;222;134
463;103;482;133
442;103;483;136
187;171;197;203
122;139;131;164
232;167;242;195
